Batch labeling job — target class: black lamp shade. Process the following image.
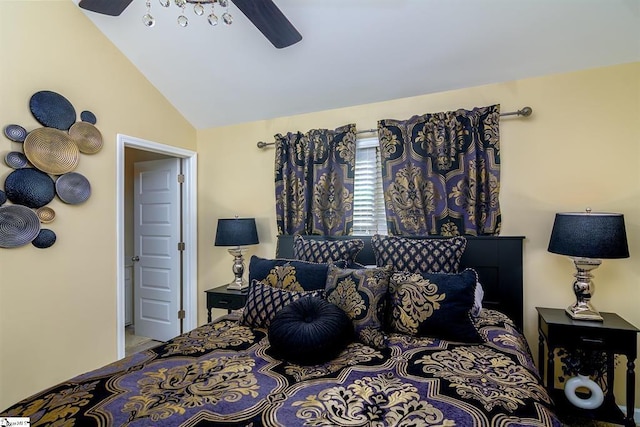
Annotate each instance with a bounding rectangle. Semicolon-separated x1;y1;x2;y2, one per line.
215;218;259;247
548;212;629;259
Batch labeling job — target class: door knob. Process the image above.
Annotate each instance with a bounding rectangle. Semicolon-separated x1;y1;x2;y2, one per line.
131;256;140;262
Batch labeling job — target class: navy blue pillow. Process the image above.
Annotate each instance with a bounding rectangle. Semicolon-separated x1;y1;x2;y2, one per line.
387;268;481;343
248;256;345;291
268;296;353;365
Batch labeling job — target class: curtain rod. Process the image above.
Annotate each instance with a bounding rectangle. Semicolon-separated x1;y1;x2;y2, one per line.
257;106;532;149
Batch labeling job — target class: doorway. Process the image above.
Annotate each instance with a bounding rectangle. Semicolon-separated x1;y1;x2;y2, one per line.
116;134;198;359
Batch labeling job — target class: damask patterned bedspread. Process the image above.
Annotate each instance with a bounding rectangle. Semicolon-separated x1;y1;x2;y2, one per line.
2;310;560;426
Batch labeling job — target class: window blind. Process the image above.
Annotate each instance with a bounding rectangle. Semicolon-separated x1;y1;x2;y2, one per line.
353;137;387;235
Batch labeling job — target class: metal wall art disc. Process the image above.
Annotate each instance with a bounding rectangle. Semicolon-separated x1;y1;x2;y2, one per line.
5;151;29;169
29;90;77;131
5;168;56;208
4;124;28;142
0;204;41;248
36;206;56;223
80;110;97;125
69;121;103;154
32;229;56;249
56;172;91;204
23;127;80;175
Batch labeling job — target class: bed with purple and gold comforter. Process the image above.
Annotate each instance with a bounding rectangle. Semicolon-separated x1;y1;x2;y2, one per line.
2;309;559;426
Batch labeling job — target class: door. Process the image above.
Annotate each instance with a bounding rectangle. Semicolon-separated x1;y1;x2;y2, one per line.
133;158;182;342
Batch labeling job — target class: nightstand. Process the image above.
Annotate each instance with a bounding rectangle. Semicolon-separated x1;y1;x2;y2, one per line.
205;285;248;322
536;307;638;426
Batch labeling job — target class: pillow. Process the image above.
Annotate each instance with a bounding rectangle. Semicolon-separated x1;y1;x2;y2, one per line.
324;264;392;349
387;268;482;343
238;280;323;329
248;255;345;291
293;235;364;267
371;234;466;274
268;296;353;365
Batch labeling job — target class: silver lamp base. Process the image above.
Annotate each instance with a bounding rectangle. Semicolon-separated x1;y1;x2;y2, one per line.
566;257;603;322
226;279;249;291
565;303;603;321
226;247;250;291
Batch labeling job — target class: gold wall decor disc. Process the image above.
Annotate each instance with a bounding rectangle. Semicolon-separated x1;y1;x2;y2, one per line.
69;121;103;154
36;206;56;223
23;127;80;175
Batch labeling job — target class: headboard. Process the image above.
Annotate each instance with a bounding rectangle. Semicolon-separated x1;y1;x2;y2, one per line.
276;235;525;330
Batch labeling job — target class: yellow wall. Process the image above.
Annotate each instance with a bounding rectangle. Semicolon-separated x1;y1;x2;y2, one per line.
0;1;195;408
198;62;640;408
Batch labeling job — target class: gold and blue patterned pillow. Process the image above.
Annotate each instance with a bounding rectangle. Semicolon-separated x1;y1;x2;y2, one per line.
324;264;392;349
238;280;323;329
248;256;345;291
371;234;466;273
293;235;364;267
387;268;482;343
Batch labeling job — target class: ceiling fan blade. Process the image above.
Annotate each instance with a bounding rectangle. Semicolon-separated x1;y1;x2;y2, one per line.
78;0;133;16
231;0;302;49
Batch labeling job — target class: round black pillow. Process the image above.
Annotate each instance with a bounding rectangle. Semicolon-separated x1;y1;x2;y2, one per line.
268;296;353;365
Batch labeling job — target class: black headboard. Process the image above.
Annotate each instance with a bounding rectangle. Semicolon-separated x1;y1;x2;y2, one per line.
276;235;525;330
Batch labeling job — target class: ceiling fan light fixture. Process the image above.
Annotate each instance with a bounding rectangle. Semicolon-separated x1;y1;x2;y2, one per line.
144;0;232;29
143;0;155;27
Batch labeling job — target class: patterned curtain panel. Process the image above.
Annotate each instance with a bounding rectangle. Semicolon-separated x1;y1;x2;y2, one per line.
275;124;357;236
377;105;501;236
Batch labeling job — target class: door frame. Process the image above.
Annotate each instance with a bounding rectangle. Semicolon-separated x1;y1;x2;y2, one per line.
116;134;198;359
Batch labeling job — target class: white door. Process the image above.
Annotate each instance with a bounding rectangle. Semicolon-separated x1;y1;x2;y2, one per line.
133;158;181;342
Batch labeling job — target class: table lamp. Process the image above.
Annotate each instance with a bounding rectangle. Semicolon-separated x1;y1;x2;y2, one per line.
215;217;259;291
547;209;629;321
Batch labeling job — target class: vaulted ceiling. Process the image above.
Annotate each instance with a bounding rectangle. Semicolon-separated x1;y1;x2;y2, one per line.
75;0;640;129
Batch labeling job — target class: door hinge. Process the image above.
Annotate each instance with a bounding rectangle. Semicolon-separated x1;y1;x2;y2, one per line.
178;309;186;320
177;174;185;183
178;242;186;251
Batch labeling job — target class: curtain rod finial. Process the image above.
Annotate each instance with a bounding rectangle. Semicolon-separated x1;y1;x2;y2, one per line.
519;107;533;117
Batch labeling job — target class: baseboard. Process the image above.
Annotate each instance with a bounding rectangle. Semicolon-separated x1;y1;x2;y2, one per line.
618;405;640;424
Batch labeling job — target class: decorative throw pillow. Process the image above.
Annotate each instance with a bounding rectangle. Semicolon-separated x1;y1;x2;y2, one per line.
324;264;392;349
238;280;323;329
387;268;482;343
268;296;353;365
248;256;345;291
293;235;365;267
371;234;467;274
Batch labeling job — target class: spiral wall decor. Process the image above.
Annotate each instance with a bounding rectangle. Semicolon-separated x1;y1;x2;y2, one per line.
1;89;102;249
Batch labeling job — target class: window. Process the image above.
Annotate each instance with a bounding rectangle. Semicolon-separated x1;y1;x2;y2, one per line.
352;137;387;235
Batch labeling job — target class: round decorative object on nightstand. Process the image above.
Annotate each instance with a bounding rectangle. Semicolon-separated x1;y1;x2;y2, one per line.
564;374;604;410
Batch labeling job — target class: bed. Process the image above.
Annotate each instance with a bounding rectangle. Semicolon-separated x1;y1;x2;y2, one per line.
1;235;561;426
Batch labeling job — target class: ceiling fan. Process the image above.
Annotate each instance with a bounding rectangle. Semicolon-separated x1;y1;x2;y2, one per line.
77;0;303;49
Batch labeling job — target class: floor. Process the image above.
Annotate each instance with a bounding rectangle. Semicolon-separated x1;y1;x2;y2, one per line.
125;325;162;356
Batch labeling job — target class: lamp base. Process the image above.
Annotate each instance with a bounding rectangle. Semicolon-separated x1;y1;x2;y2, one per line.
226;247;249;291
226;278;249;291
565;257;603;322
565;303;603;321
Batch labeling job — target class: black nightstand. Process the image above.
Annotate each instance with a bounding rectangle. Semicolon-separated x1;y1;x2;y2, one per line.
205;285;248;322
536;307;638;426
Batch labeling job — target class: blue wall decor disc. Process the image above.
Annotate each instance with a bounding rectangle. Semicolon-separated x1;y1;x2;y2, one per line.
32;228;56;249
80;110;97;124
5;168;56;209
29;90;77;131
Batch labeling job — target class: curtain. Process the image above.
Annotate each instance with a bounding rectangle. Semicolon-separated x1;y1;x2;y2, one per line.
377;105;501;236
275;124;357;236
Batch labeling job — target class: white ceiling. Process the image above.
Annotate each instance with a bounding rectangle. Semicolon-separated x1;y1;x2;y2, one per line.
75;0;639;130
